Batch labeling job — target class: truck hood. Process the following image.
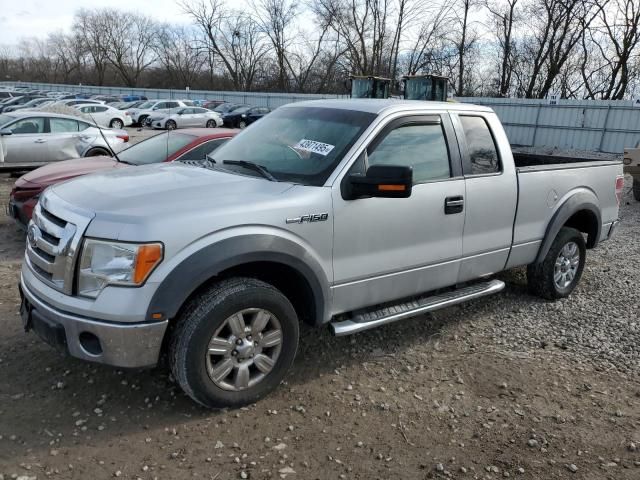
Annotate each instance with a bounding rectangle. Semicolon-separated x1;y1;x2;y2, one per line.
18;157;124;187
50;162;294;221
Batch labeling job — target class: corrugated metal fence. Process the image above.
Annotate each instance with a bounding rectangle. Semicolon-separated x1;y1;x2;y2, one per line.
456;97;640;154
3;82;640;153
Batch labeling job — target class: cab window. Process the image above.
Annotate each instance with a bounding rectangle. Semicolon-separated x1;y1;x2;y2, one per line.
459;115;500;174
367;122;451;184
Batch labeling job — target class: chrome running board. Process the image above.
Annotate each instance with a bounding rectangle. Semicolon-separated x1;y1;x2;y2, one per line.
330;279;505;336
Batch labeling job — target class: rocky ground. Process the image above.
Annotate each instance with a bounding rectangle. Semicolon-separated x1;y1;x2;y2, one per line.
0;171;638;480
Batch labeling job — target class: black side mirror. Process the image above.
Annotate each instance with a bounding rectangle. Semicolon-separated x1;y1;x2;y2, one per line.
343;165;413;200
0;128;12;136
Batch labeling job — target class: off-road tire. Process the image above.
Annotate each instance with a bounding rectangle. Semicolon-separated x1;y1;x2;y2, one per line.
169;277;299;408
527;227;586;300
633;176;640;202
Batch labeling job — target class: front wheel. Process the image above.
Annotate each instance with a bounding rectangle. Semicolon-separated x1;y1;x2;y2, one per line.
633;176;640;202
169;278;299;408
527;227;586;300
165;120;177;130
239;120;247;129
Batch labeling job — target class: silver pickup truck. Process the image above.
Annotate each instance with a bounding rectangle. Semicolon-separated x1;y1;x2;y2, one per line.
19;99;624;407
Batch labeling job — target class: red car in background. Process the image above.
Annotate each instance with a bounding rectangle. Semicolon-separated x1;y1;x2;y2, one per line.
9;128;236;227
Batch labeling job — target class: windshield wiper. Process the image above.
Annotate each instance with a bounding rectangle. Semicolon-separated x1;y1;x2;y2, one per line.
222;160;276;181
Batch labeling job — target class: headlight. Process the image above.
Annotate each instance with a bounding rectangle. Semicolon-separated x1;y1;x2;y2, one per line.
241;114;247;118
77;239;163;298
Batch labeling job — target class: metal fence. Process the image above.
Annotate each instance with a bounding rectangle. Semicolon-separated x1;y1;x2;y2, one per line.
456;97;640;154
3;82;640;153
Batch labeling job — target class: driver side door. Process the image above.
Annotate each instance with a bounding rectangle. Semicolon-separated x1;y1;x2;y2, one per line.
330;114;466;315
3;116;48;164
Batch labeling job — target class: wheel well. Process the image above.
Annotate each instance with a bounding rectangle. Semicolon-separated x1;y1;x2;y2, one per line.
85;147;110;157
180;261;317;327
564;209;599;248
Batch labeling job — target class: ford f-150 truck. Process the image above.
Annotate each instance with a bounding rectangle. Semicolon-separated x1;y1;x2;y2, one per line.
19;99;624;408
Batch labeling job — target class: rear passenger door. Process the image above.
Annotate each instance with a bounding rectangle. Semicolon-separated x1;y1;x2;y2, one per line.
46;117;83;161
331;114;466;314
451;113;518;281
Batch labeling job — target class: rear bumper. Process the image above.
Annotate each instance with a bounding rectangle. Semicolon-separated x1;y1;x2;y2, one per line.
20;277;168;368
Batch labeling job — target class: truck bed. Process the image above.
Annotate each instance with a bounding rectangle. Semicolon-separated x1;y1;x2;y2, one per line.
506;157;623;269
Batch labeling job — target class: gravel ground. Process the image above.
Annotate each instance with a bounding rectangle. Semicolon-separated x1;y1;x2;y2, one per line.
0;173;638;479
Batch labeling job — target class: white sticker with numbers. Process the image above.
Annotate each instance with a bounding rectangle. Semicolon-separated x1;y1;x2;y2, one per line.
293;139;335;156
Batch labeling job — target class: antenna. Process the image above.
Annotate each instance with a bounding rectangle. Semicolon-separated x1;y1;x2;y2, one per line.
83;106;124;163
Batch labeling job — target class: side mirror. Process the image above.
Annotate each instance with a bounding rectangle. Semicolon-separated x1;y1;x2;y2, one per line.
343;165;413;200
0;128;12;136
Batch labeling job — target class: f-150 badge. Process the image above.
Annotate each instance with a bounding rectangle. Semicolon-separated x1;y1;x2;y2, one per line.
286;213;329;224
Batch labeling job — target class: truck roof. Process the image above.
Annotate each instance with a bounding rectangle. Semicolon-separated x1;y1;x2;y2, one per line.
282;98;493;115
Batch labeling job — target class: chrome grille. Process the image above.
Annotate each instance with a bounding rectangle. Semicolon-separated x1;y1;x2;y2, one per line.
24;191;94;294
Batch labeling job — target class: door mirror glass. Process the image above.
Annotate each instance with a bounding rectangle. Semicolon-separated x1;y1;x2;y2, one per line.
344;165;413;200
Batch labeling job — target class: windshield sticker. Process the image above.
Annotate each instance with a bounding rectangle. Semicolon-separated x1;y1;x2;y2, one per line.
293;139;335;156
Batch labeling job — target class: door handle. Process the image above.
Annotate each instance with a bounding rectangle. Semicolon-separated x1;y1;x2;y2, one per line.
34;139;47;144
444;196;464;214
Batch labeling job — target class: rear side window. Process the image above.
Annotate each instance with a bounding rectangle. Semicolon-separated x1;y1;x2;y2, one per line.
460;116;500;174
50;118;80;133
179;138;229;161
94;106;108;113
367;123;451;184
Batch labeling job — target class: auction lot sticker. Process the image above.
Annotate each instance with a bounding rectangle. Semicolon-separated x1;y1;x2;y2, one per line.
293;139;335;156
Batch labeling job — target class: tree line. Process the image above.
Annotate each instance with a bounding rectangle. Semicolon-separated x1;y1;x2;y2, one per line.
0;0;638;99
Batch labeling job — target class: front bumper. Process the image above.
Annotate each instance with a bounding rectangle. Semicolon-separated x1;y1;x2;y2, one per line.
20;278;168;368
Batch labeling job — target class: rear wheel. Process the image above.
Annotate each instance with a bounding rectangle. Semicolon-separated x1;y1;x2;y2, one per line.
206;119;216;128
170;277;299;408
165;120;177;130
109;118;124;129
138;115;148;127
633;176;640;202
527;227;586;300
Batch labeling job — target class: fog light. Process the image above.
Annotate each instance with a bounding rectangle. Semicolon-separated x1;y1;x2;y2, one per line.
79;331;103;356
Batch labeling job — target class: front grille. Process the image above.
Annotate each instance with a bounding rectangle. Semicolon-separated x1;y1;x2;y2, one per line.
26;202;78;293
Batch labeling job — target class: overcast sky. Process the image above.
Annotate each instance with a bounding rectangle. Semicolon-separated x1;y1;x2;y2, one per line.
0;0;191;45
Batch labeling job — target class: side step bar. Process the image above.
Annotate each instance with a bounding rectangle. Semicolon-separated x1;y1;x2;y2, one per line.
330;279;505;336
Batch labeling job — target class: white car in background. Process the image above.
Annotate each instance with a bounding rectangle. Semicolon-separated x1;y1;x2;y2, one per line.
53;99;106;107
74;104;133;129
127;99;195;126
149;107;222;130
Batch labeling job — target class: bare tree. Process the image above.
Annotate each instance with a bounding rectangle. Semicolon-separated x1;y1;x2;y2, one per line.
450;0;480;96
486;0;519;96
73;9;110;85
155;25;207;88
253;0;298;91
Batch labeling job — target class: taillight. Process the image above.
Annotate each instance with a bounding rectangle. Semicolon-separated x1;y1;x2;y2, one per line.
117;133;129;142
615;175;624;206
11;187;42;202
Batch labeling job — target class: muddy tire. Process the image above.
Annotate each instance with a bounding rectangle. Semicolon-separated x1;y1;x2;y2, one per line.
169;277;299;408
527;227;586;300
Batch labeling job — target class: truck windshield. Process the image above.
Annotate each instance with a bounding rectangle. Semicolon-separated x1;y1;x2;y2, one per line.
211;107;375;186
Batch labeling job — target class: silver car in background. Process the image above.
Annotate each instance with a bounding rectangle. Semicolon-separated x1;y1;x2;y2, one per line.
0;111;129;170
149;107;223;130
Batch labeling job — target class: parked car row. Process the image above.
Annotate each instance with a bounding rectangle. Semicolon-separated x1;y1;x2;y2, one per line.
9;128;235;226
140;102;271;130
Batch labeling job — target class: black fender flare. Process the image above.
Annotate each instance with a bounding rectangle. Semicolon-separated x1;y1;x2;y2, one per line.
534;191;601;264
146;235;330;325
